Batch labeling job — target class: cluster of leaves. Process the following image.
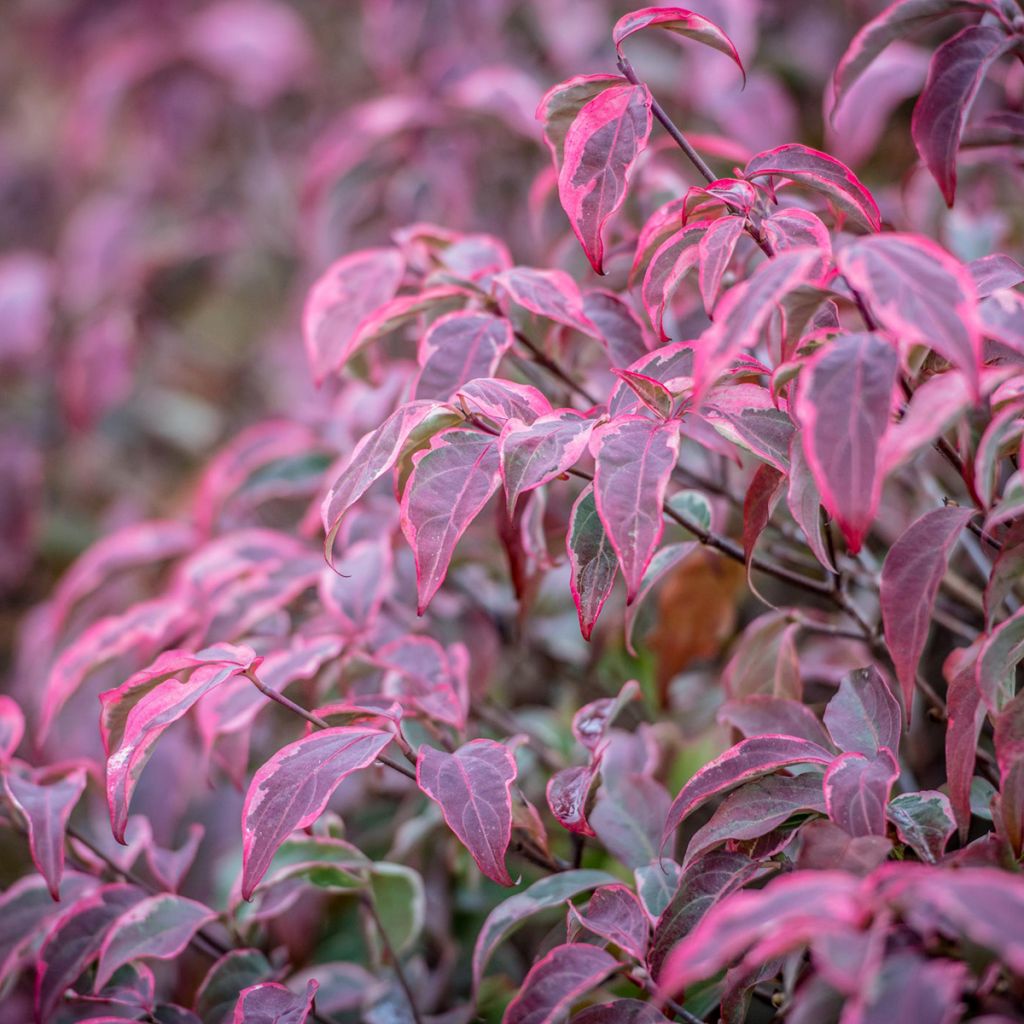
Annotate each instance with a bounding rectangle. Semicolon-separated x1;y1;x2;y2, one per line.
4;1;1024;1023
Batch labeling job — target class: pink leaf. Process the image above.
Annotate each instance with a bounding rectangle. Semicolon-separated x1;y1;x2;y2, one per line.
786;435;835;572
824;666;902;757
547;763;600;837
417;739;517;886
240;727;391;899
694;248;824;393
319;538;393;636
912;25;1017;206
569;884;649;960
743;144;880;231
100;645;259;843
145;824;205;894
886;791;956;863
573;1000;670;1023
413;311;514;401
612;7;745;79
4;770;86;900
400;429;501;614
232;980;318;1024
0;695;24;766
794;331;898;552
583;290;651;368
832;0;989;118
502;943;618;1024
590;775;672;869
573;680;641;753
558;84;653;274
684;773;826;867
591;417;680;602
376;634;468;730
94;894;217;991
763;208;833;255
742;464;786;565
663;735;834;843
35;883;146;1021
611;370;673;419
641;220;708;341
567;484;619;640
493;267;599;336
719;695;834;748
970;252;1024;296
698;215;745;314
321;400;459;558
345;286;470;358
456;378;553;425
536;74;624;169
195;949;274;1023
836;234;982;395
823;749;900;837
302;248;405;381
499;412;596;513
944;643;986;838
881;506;973;709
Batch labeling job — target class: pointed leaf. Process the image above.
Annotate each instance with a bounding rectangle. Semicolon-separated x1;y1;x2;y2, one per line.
592;416;680;601
241;727;392;899
573;680;642;753
302;249;404;381
369;863;425;955
400;429;501;614
624;541;698;656
0;695;24;766
558;84;653;274
912;25;1017;206
574;1000;671;1024
347;286;470;355
232;980;318;1024
663;735;834;842
500;412;596;513
824;749;900;837
502;944;618;1024
547;764;600;837
881;506;973;709
456;378;553;425
837;234;982;394
641;220;707;341
699;215;745;313
584;290;651;368
493;267;598;336
976;604;1024;713
945;643;987;837
472;870;617;987
567;485;618;640
195;950;274;1024
94;894;216;991
794;331;898;552
719;695;834;748
824;666;902;758
611;370;673;419
787;436;835;571
537;74;624;168
590;775;672;869
417;739;517;886
413;311;514;401
569;884;649;960
612;7;745;79
5;769;87;899
744;144;880;232
886;791;956;862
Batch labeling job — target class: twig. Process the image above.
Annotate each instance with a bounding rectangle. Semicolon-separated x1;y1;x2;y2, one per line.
514;330;601;406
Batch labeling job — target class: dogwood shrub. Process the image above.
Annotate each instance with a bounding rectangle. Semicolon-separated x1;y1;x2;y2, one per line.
3;2;1024;1022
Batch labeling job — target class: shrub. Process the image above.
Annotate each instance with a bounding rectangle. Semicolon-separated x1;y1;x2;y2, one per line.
3;2;1024;1022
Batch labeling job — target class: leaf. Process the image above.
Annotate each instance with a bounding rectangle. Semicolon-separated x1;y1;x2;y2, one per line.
648;851;764;981
417;739;517;886
369;863;425;955
584;290;651;368
240;727;392;899
641;221;707;341
537;74;624;169
302;249;404;382
500;412;596;513
4;769;86;899
472;870;617;987
945;643;987;838
100;645;259;843
35;883;146;1021
786;436;835;571
743;144;880;231
976;604;1024;713
684;773;826;867
346;286;470;356
413;311;514;401
719;695;834;748
836;234;982;395
321;400;460;558
855;951;968;1024
611;370;673;419
502;944;618;1024
591;417;680;602
0;696;23;766
694;248;824;393
824;749;900;837
699;215;745;314
231;980;318;1024
880;506;973;709
886;791;956;862
832;0;989;118
493;267;599;336
558;84;653;274
195;949;274;1024
590;775;672;869
624;542;698;656
742;464;785;567
456;377;553;425
547;764;600;837
763;208;833;255
612;7;745;79
794;331;898;552
400;429;501;614
573;679;641;753
912;25;1017;206
569;884;649;960
986;521;1024;628
970;252;1024;296
573;1000;671;1023
319;538;393;637
94;894;217;991
823;666;903;758
145;824;205;894
663;736;834;843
